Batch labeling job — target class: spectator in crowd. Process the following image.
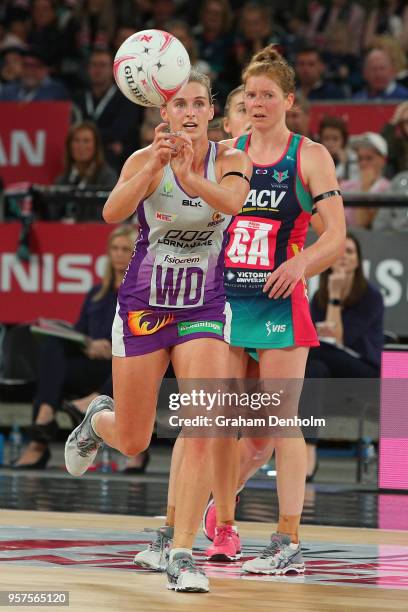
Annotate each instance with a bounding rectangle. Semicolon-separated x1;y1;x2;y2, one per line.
318;115;358;182
364;0;408;53
0;46;24;90
371;35;408;89
194;0;234;74
113;25;136;53
353;47;408;100
233;2;282;73
51;121;117;221
306;0;365;57
381;100;408;177
302;232;384;479
321;23;363;96
74;49;143;171
285;94;313;138
0;5;30;49
146;0;177;30
341;132;391;228
27;0;64;73
167;20;211;76
0;46;69;101
295;46;345;100
12;224;137;470
114;0;152;31
75;0;117;58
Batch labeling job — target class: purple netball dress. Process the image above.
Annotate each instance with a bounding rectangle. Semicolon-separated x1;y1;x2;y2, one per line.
112;141;232;357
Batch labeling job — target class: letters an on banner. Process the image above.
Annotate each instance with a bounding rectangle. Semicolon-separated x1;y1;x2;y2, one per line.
0;102;71;186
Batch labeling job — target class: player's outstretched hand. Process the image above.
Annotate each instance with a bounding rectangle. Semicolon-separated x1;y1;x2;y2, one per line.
263;254;307;299
170;131;194;182
145;123;178;174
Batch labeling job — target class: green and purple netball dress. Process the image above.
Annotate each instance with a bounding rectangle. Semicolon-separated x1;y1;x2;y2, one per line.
225;132;319;350
112;142;232;357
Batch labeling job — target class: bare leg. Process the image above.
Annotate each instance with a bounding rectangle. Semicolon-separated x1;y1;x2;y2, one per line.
258;347;309;543
92;350;169;456
171;338;234;548
166;435;184;526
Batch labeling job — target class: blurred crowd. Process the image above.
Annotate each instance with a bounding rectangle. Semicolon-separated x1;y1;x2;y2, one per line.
0;0;408;230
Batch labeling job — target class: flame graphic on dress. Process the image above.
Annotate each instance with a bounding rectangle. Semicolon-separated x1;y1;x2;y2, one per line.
128;310;174;336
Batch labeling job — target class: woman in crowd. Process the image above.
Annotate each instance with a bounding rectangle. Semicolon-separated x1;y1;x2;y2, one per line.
318;115;358;181
13;225;136;469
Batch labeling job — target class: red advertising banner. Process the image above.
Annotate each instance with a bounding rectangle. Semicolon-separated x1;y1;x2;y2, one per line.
310;103;397;136
0;102;71;187
0;223;113;323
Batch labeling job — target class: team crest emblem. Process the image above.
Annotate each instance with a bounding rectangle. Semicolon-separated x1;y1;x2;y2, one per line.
128;310;174;336
272;169;289;183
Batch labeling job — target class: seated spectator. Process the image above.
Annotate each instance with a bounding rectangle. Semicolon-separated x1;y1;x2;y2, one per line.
233;2;283;73
318;115;358;181
146;0;177;30
56;121;117;190
321;22;363;96
0;6;30;49
364;1;408;53
302;232;384;479
12;224;137;470
306;0;365;57
0;46;25;90
371;34;408;89
27;0;64;74
353;47;408;100
341;132;391;228
167;20;211;76
285;94;313;137
0;46;68;101
373;171;408;231
74;49;143;172
381;100;408;177
295;46;345;100
75;0;117;58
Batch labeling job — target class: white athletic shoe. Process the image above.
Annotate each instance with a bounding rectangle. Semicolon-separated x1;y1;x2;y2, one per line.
167;552;209;593
242;533;305;575
134;527;173;571
64;395;113;476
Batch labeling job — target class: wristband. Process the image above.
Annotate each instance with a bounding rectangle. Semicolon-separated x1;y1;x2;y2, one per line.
328;298;341;306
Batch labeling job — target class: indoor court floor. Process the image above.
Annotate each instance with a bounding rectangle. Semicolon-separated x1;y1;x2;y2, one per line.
1;511;408;611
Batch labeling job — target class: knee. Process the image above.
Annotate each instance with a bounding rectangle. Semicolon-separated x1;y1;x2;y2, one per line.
183;437;212;461
118;437;149;457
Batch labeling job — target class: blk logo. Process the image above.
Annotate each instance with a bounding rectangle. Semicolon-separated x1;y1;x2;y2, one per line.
182;199;202;207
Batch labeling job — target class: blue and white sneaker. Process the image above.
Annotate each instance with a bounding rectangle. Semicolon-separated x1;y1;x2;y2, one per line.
134;526;173;571
167;552;209;593
242;533;305;575
65;395;113;476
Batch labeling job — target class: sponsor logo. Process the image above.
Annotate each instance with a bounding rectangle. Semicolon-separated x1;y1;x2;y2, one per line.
177;320;223;337
182;199;202;207
243;189;286;211
266;321;287;336
255;168;268;174
128;310;174;336
156;211;177;223
163;254;201;265
158;229;214;248
272;169;289;183
207;211;225;227
161;181;174;197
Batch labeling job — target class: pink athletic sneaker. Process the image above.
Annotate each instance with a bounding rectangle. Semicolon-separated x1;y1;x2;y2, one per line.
205;525;242;561
203;491;241;542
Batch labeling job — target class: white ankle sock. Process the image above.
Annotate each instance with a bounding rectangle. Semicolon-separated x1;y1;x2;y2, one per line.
169;548;192;563
90;410;110;438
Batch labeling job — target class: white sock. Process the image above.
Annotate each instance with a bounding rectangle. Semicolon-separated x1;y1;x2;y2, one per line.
90;410;110;438
169;548;192;563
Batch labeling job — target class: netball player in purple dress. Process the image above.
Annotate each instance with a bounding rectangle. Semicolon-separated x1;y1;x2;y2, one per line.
64;70;252;594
